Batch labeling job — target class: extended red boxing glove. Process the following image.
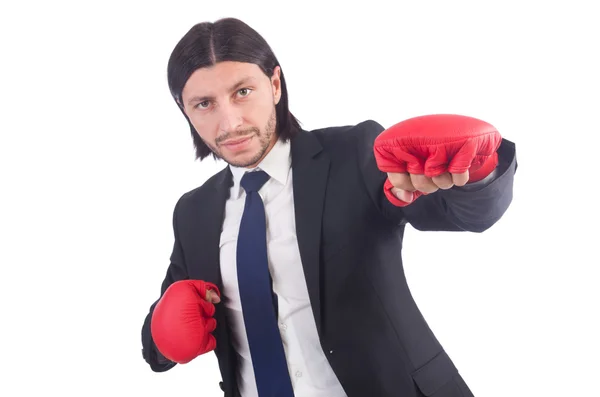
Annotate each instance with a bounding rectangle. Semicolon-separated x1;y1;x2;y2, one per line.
373;114;502;206
150;280;220;364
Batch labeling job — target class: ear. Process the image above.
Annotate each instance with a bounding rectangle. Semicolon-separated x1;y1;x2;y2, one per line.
271;66;282;105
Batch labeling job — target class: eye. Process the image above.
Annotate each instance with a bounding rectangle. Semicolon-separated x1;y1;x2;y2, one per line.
238;88;252;97
195;100;210;109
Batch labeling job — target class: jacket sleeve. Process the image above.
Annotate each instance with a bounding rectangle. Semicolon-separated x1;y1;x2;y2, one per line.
140;196;188;372
355;119;518;232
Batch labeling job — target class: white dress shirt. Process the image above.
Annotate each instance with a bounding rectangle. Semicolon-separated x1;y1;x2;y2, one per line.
219;138;348;397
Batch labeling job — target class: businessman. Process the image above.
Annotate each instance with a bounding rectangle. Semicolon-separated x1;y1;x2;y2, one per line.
141;17;517;397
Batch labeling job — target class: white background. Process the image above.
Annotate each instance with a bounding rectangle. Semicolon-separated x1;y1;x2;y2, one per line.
1;1;599;396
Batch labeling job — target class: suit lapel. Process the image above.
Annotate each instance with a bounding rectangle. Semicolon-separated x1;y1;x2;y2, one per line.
190;166;232;287
189;166;238;396
291;130;330;337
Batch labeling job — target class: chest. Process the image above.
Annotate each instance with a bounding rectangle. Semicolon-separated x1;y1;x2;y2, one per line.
219;175;307;299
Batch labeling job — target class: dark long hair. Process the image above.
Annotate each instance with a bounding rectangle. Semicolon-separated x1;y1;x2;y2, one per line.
167;18;302;161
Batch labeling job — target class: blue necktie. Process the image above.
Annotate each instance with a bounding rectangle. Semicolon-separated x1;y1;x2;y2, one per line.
237;170;295;397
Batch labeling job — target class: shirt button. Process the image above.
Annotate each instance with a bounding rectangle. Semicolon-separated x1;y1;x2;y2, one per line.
280;323;287;330
295;371;302;378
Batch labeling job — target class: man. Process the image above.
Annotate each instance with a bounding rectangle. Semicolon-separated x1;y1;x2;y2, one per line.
141;17;517;397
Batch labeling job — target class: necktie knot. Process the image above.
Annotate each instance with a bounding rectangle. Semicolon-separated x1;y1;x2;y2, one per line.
240;170;270;193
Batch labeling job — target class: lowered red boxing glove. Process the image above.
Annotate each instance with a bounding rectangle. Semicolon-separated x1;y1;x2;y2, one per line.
373;114;502;206
150;280;220;364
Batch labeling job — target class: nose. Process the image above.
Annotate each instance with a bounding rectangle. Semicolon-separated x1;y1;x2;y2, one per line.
218;102;243;133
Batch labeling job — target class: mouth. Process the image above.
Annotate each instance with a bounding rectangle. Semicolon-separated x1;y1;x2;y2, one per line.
220;135;253;151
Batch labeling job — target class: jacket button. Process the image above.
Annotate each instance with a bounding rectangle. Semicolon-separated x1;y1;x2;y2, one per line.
219;381;224;391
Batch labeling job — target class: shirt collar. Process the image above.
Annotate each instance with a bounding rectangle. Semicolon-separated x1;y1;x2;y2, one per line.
229;138;291;198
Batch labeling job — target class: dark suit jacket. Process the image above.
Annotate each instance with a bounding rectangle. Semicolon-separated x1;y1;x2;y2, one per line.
141;119;517;397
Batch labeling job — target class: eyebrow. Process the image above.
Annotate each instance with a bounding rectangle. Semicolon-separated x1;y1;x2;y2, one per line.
187;76;256;105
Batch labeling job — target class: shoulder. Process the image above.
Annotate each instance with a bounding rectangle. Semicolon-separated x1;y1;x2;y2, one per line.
308;119;386;153
309;119;384;139
173;166;230;212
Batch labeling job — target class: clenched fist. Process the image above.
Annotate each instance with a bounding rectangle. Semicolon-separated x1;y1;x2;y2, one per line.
150;279;221;364
373;114;502;206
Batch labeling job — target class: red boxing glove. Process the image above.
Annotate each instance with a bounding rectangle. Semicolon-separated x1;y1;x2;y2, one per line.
150;280;220;364
373;114;502;206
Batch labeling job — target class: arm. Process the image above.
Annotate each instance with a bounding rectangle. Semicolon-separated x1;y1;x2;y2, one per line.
356;119;517;232
141;197;187;372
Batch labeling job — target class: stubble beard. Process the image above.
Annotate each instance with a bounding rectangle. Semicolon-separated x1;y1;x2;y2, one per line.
208;108;277;168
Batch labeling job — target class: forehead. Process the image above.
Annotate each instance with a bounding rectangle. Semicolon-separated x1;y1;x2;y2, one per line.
182;61;265;98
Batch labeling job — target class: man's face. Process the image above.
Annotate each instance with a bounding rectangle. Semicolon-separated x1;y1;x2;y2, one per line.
180;61;282;168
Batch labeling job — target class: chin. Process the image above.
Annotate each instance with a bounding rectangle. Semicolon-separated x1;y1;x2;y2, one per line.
225;151;262;168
